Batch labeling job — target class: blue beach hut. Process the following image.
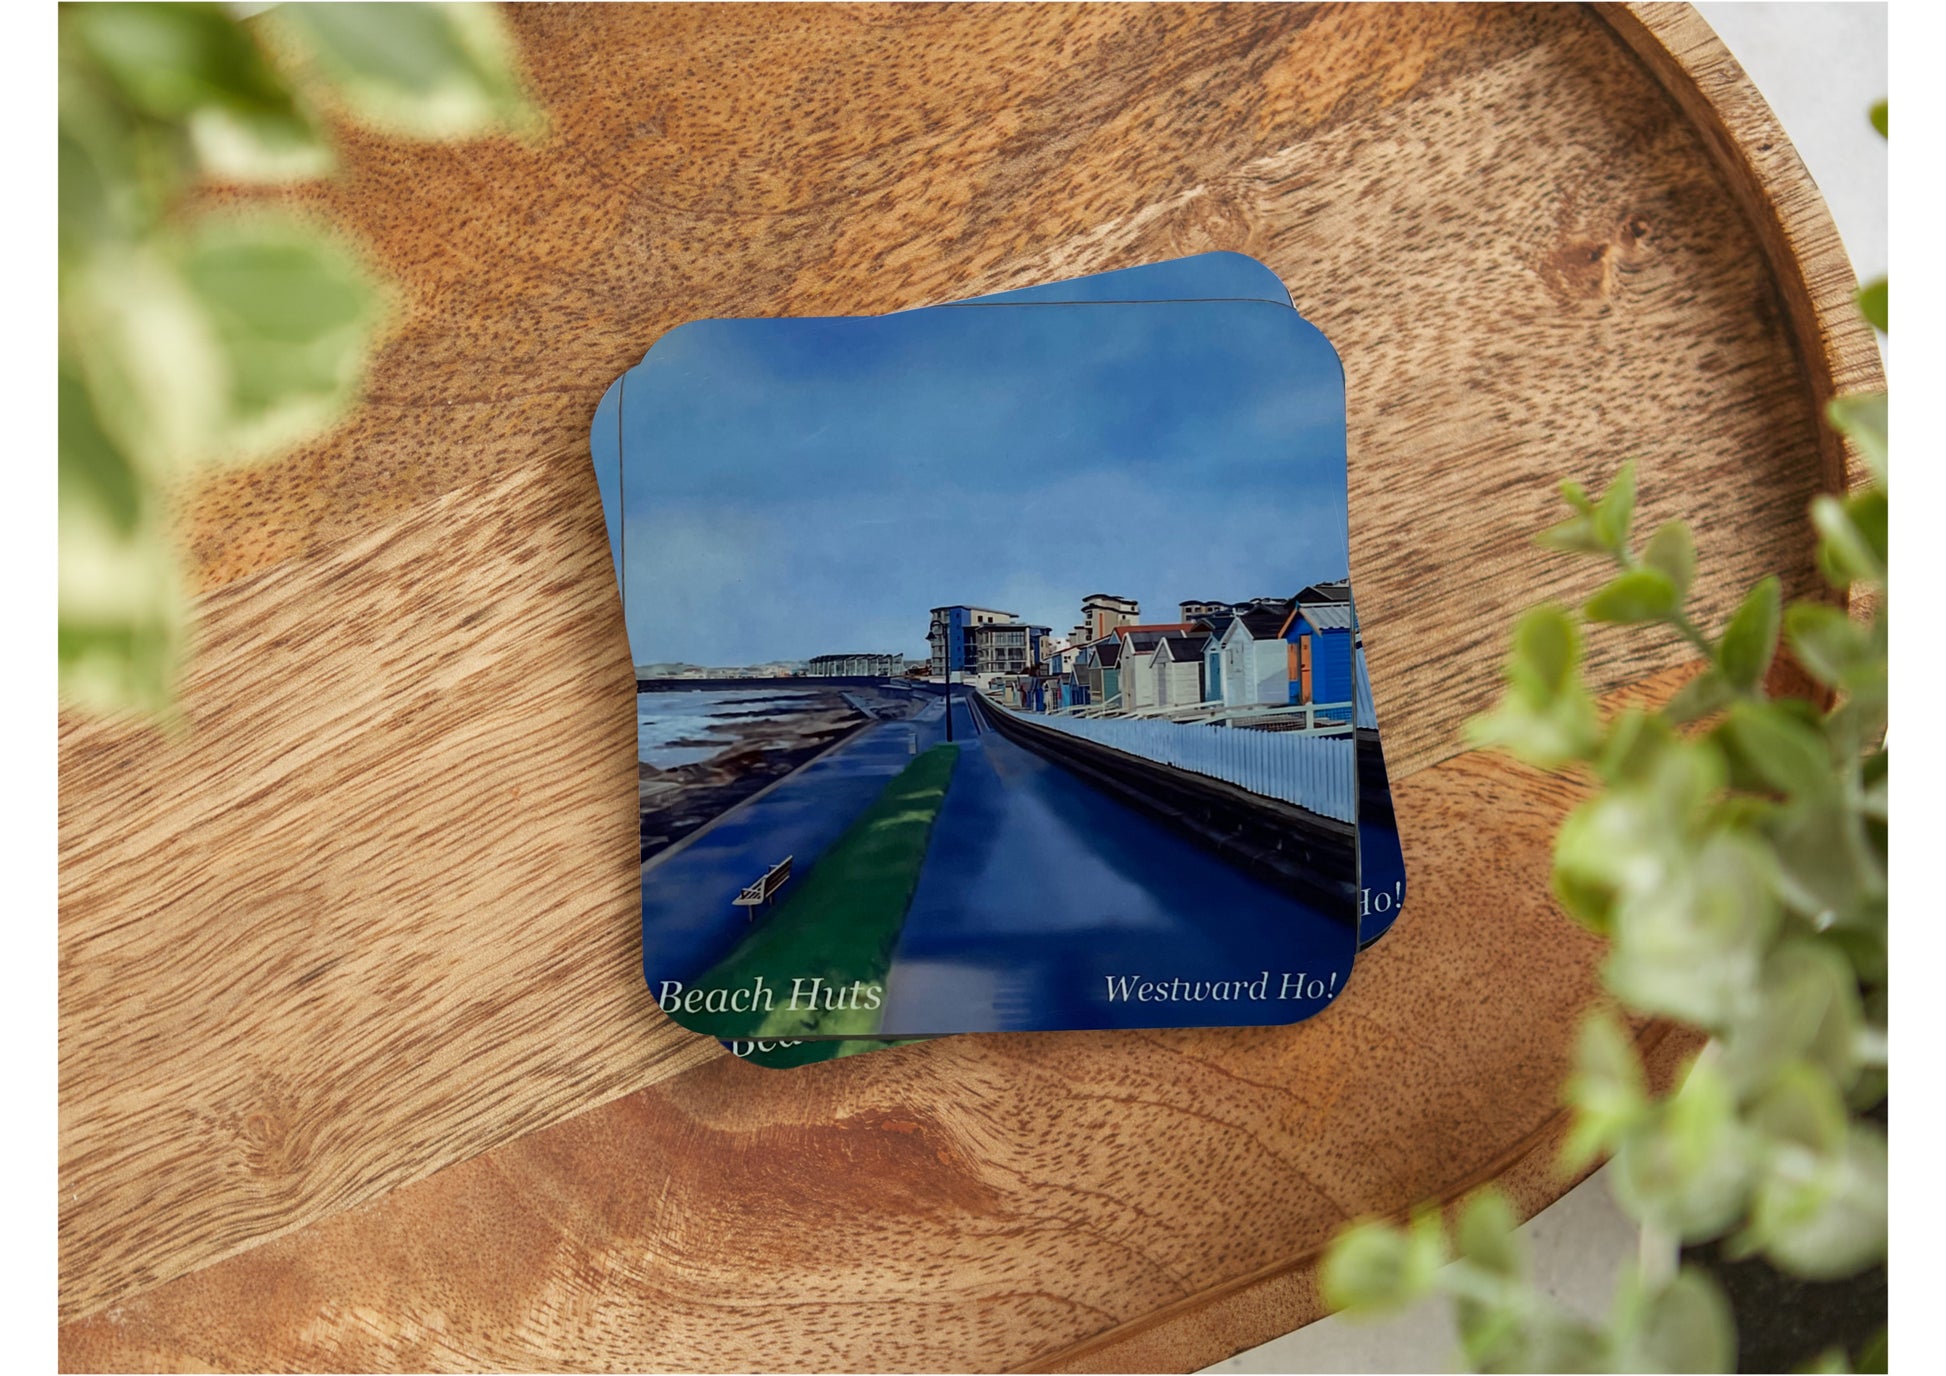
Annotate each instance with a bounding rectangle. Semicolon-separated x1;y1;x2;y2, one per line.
1279;596;1355;708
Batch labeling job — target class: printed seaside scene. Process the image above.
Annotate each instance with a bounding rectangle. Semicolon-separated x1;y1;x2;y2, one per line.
622;302;1385;1039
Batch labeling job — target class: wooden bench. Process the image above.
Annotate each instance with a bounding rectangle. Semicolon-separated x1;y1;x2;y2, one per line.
731;856;793;913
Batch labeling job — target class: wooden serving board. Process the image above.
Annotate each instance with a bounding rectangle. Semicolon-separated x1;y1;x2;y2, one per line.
58;4;1879;1370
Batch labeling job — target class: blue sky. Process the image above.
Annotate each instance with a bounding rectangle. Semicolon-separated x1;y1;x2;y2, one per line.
620;301;1348;666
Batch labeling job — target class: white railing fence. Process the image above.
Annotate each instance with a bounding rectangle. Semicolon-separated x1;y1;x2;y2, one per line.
1354;648;1379;731
1006;706;1356;823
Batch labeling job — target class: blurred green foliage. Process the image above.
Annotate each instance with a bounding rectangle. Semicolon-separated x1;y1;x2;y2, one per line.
59;3;535;716
1321;108;1889;1373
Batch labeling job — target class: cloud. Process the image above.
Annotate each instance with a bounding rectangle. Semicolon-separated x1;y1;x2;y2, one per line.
620;303;1350;665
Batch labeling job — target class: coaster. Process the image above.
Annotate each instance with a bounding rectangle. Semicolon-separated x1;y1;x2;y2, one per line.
621;300;1361;1040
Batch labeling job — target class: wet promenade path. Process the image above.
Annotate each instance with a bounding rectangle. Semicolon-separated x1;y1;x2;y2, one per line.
878;696;1354;1033
644;689;1356;1034
641;697;948;983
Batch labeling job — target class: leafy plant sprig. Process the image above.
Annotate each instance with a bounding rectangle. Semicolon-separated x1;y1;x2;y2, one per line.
1320;106;1888;1375
59;2;537;716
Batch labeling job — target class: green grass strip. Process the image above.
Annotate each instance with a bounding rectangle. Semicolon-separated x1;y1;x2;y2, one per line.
678;743;959;1040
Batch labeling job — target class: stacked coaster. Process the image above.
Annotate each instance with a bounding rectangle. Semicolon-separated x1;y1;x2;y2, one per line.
589;254;1406;1070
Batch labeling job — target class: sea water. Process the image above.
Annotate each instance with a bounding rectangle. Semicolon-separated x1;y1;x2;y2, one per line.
636;688;824;768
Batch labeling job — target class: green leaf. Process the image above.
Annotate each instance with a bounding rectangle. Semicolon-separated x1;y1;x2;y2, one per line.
1467;606;1602;769
1586;567;1679;625
273;2;538;141
1467;691;1602;771
183;221;370;339
1552;801;1625;934
59;430;186;716
1746;1061;1849;1156
1718;700;1829;798
1826;392;1887;483
66;2;331;181
1539;464;1638;557
71;3;287;120
1455;1189;1523;1278
1611;1056;1753;1240
1526;1320;1611;1374
1561;1014;1647;1169
1770;695;1826;731
1717;575;1781;690
62;242;231;476
1845;489;1887;568
1857;982;1888;1078
1853;278;1886;334
1594;708;1677;786
1633;1269;1736;1374
1320;1210;1446;1315
1537;512;1612;557
1455;1300;1532;1373
1825;930;1887;997
1719;942;1864;1094
1813;492;1886;587
1405;1206;1449;1288
59;617;181;717
59;361;143;536
1770;794;1879;930
1784;603;1870;688
189;103;336;183
1512;603;1579;697
1467;698;1581;768
1641;521;1696;599
1742;1122;1886;1280
1802;1345;1854;1374
56;97;145;253
1869;99;1886;138
1592;460;1638;550
1663;668;1734;725
1604;824;1777;1027
1551;866;1617;936
1829;665;1888;761
1320;1221;1409;1312
175;215;383;461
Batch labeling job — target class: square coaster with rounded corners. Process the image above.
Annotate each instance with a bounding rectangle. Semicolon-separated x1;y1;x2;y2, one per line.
591;257;1407;1065
618;299;1361;1041
595;256;1405;1064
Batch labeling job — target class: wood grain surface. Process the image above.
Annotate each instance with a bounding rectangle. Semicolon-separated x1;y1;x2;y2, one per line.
1596;3;1883;495
59;3;1880;1369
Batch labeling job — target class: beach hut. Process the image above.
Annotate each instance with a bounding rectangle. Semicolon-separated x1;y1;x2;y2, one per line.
1121;634;1165;711
1113;624;1197;711
1154;633;1210;707
1191;611;1235;703
1094;638;1122;708
1280;599;1355;706
1216;604;1294;706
